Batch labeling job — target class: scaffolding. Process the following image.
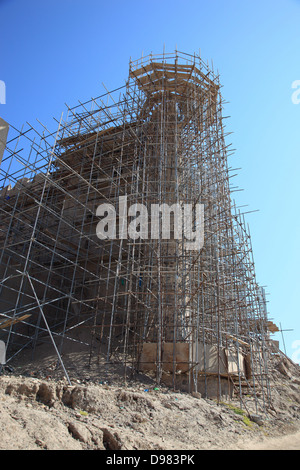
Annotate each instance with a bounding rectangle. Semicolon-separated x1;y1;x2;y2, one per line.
0;51;272;412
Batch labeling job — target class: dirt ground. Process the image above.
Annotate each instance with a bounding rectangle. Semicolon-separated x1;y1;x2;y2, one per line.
237;431;300;450
0;345;299;450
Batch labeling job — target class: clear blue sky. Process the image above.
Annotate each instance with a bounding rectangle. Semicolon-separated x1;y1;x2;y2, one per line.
0;0;299;362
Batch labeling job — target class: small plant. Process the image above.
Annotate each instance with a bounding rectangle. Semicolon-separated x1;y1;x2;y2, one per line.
221;401;245;416
231;406;244;416
242;416;253;428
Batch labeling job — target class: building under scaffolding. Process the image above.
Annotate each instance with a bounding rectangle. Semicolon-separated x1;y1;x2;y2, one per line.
0;51;274;412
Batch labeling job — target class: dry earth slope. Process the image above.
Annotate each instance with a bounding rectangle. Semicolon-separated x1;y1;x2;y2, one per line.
0;352;299;450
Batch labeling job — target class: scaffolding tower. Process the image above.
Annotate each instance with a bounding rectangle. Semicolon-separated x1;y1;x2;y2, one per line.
0;51;272;413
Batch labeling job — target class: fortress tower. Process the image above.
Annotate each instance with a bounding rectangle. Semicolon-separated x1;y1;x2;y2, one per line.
0;52;273;411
